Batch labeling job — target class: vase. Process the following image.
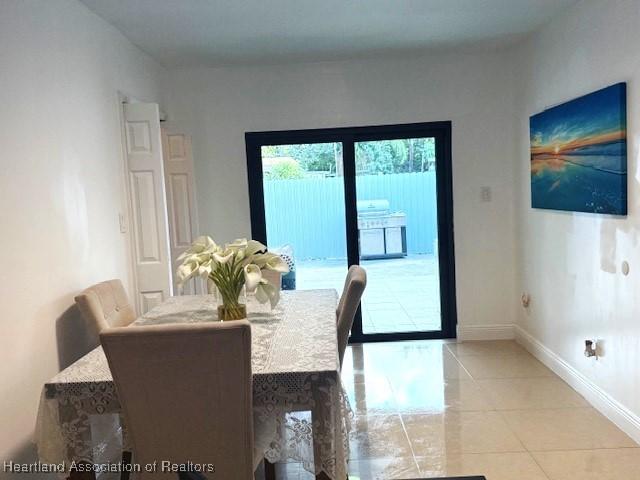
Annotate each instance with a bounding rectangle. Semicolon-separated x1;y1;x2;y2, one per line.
216;285;247;321
207;278;216;295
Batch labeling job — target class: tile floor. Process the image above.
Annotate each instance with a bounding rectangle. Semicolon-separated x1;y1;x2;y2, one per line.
296;255;441;333
264;340;640;479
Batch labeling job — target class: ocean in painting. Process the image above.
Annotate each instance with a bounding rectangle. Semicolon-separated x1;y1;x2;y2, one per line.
530;83;627;215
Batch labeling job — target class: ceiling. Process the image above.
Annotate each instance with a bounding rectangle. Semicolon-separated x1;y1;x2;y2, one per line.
80;0;577;68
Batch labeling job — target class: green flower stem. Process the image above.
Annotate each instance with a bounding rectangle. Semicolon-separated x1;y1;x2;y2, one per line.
209;256;246;319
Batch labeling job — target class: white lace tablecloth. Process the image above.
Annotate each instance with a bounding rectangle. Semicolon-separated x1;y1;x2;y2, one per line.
35;289;351;479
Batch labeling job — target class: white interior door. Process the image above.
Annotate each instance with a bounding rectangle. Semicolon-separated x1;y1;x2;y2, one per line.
123;102;172;313
161;129;202;294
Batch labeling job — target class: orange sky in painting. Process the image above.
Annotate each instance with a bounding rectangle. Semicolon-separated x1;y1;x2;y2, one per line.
530;130;625;156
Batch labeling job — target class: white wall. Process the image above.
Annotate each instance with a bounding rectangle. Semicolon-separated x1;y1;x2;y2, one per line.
0;0;163;470
515;0;640;434
3;0;637;471
162;51;519;334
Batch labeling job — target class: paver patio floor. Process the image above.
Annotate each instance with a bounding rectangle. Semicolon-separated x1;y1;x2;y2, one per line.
295;254;442;333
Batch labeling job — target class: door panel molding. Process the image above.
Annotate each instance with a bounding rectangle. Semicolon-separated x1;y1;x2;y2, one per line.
129;170;162;262
123;103;173;313
161;130;202;295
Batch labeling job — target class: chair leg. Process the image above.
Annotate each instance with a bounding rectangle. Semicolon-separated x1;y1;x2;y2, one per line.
67;462;96;480
264;459;276;480
120;451;133;480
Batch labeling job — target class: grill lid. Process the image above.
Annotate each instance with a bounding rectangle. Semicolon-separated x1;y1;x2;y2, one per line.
357;199;390;216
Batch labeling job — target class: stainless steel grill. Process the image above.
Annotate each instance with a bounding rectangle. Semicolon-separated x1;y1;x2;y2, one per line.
356;199;407;259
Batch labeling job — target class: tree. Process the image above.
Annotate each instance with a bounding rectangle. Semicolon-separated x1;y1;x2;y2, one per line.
262;143;341;173
267;160;304;180
355;138;435;174
261;138;435;176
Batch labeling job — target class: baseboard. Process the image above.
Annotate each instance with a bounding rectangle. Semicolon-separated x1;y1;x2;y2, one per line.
515;325;640;445
456;324;515;341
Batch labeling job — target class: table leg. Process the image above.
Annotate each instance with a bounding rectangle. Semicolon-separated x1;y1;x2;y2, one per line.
311;405;347;480
311;406;326;480
121;451;133;480
264;459;276;480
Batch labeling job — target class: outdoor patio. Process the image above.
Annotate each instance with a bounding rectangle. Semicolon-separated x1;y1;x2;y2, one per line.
295;254;441;334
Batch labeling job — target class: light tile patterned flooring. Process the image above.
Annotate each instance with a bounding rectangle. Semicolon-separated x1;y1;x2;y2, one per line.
296;255;441;333
262;340;640;479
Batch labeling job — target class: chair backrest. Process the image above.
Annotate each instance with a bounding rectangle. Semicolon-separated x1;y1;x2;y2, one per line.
261;269;282;291
75;279;136;334
100;321;254;480
336;266;367;366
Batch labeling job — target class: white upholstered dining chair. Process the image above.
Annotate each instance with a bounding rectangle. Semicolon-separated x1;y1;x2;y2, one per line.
100;321;257;480
75;279;136;334
336;265;367;366
261;269;282;291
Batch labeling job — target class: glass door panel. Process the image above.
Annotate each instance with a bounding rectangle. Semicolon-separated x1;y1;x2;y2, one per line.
247;122;455;342
354;138;442;334
260;143;348;292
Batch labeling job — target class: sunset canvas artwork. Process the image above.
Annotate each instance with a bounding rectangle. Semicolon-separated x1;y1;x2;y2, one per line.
530;83;627;215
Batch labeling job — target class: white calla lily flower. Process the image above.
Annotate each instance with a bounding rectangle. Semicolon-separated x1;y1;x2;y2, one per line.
195;235;218;252
176;235;287;311
194;252;212;263
178;236;218;260
176;260;198;285
243;264;262;292
265;254;290;273
227;238;248;251
213;252;234;264
254;280;270;304
197;258;213;277
255;279;280;308
245;239;267;257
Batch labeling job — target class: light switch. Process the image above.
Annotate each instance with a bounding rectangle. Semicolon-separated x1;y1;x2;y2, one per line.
480;186;492;202
119;213;127;233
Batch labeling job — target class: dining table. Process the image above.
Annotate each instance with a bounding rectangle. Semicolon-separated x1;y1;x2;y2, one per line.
35;289;351;480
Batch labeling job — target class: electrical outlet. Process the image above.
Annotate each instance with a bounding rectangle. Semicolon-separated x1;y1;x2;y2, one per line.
480;186;492;202
585;340;597;358
622;260;630;276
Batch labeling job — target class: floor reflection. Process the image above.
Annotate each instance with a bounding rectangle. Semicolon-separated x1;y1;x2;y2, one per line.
258;340;640;480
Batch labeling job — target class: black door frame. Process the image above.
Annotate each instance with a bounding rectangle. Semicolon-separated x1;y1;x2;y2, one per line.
245;121;457;342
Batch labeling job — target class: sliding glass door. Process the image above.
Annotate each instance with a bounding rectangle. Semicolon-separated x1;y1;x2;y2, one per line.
355;138;442;335
260;142;349;293
246;122;456;342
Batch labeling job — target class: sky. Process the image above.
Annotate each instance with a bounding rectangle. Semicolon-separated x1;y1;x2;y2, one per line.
530;83;626;157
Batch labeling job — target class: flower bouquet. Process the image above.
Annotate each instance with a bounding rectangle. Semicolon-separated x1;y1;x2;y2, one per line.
176;236;289;320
